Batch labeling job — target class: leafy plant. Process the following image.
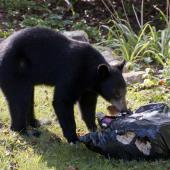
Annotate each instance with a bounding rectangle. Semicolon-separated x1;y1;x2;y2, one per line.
100;0;170;66
100;21;151;62
0;0;36;10
0;29;13;38
163;62;170;79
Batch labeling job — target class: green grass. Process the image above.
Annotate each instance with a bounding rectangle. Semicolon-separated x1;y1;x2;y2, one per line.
0;86;170;169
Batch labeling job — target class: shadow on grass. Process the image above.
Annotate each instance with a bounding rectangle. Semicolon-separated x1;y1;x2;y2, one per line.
21;126;104;169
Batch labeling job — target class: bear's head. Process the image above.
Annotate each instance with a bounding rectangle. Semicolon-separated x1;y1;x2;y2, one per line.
97;60;127;112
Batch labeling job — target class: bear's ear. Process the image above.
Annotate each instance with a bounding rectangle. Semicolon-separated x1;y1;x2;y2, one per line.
116;60;126;72
97;64;110;79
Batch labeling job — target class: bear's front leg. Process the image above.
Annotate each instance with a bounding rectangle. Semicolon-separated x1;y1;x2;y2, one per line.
78;90;97;132
53;90;78;143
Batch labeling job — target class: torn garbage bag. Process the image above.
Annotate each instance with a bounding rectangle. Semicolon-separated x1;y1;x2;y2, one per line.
79;103;170;160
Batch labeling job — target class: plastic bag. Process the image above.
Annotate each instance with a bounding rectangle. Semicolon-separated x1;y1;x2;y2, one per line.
79;103;170;160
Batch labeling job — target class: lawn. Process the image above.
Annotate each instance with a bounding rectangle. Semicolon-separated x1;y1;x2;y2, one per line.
0;85;170;170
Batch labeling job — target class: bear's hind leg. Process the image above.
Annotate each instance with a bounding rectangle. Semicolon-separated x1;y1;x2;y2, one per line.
78;91;97;132
1;80;33;133
27;87;40;128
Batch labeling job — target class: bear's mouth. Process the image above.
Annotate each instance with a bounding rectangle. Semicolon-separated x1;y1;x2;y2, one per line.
107;105;132;116
107;105;119;116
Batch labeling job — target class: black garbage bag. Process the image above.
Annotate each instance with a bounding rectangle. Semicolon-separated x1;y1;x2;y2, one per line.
79;103;170;160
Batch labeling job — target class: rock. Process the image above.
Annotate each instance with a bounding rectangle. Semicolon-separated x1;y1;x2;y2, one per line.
0;38;4;43
96;46;115;63
94;45;124;66
95;46;120;62
123;71;145;84
95;45;134;73
62;30;89;42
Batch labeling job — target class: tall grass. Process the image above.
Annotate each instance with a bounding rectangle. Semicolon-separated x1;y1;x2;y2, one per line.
100;0;170;66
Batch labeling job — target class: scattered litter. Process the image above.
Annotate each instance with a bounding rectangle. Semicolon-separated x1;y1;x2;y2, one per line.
116;132;135;145
135;138;151;155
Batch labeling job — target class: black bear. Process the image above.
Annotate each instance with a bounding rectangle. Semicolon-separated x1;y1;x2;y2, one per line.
0;27;127;143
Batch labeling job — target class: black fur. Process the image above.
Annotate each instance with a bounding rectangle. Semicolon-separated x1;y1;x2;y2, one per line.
0;27;127;143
